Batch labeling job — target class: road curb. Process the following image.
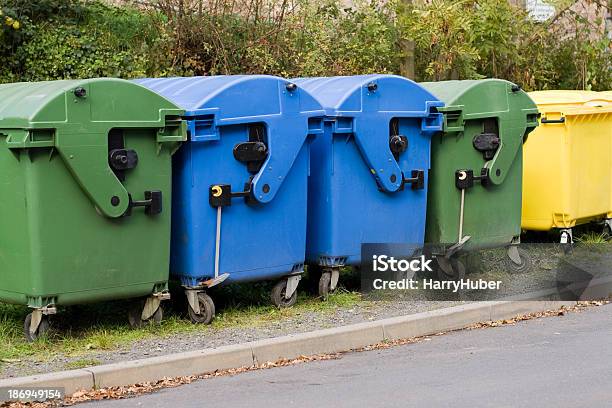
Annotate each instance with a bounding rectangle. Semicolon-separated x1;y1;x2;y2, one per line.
87;343;255;390
0;369;94;398
0;299;577;401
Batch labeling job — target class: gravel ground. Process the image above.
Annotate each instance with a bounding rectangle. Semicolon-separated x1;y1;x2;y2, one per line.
2;243;607;379
0;299;462;379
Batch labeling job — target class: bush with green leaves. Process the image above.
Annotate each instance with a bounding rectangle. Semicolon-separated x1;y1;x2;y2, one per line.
291;0;400;76
146;0;400;77
0;5;23;81
397;0;611;90
0;0;168;82
0;0;610;91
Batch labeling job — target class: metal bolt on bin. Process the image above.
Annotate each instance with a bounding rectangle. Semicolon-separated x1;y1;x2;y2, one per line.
293;75;444;297
0;79;187;340
522;90;612;243
421;79;539;278
134;76;325;321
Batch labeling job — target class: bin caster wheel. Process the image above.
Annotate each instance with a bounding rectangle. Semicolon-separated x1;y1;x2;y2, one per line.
318;271;332;299
271;280;298;308
436;258;466;281
505;247;532;273
23;313;50;342
187;292;215;324
128;301;163;328
603;222;612;240
560;230;573;244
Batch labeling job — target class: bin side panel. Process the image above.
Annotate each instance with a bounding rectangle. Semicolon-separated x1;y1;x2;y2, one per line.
426;121;523;246
0;129;173;306
170;125;309;284
0;79;183;307
423;79;537;248
523;92;612;231
0;148;34;305
521;121;567;230
306;118;430;265
567;116;612;225
305;124;334;260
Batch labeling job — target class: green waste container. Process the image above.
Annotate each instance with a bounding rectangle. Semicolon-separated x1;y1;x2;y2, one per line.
421;79;539;278
0;79;186;340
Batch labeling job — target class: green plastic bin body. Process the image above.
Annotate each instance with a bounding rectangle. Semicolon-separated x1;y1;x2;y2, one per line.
0;79;185;309
421;79;539;252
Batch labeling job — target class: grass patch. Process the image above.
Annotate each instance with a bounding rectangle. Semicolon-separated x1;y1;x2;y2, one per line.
575;231;610;244
0;285;361;364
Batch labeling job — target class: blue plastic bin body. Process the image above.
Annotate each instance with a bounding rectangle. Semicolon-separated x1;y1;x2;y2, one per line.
134;76;325;287
293;75;444;266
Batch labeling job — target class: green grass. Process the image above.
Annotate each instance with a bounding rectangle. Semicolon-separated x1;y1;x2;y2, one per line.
64;358;101;370
0;283;361;364
575;231;610;244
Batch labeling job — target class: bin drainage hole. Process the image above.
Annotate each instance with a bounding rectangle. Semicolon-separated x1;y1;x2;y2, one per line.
390;174;397;183
496;169;501;176
262;184;270;193
111;196;120;206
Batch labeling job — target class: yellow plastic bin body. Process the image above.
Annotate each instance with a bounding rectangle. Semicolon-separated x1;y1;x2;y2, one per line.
522;91;612;241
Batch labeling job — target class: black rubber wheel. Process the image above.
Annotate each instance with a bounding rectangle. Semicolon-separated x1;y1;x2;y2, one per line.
436;258;466;281
23;313;50;342
271;280;298;308
187;292;215;324
318;271;332;299
505;248;533;273
603;224;612;240
128;300;163;328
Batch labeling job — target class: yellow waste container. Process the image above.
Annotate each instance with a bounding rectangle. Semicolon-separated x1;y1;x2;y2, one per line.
522;91;612;243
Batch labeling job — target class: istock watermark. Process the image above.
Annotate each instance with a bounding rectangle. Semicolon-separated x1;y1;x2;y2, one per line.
371;278;502;293
359;242;612;301
372;255;433;273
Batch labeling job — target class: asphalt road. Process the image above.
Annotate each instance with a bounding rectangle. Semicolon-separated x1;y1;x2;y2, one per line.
88;304;612;408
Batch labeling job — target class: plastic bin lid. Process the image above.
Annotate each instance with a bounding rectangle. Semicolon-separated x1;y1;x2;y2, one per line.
0;78;182;128
134;75;323;120
292;75;442;194
528;90;600;105
422;79;540;189
134;75;325;205
420;79;538;115
419;79;496;106
292;74;441;117
0;78;185;219
529;90;612;115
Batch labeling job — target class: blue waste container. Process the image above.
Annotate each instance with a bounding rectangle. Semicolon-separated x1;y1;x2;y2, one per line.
293;75;444;296
135;76;325;322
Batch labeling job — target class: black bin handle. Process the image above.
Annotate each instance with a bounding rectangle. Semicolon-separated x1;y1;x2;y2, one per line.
541;117;566;124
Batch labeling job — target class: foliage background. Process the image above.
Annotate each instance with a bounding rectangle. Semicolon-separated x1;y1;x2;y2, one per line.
0;0;610;90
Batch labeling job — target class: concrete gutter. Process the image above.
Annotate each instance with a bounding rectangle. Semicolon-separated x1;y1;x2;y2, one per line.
0;299;576;400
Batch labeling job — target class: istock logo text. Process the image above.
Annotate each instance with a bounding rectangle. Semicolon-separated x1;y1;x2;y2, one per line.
372;255;433;273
